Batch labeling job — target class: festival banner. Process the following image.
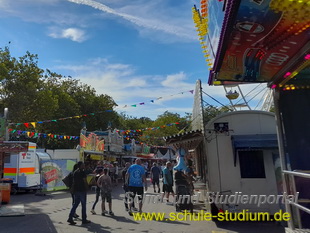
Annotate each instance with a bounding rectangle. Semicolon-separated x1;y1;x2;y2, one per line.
41;159;76;191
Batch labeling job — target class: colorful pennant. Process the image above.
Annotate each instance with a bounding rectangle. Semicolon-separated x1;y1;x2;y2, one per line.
9;89;194;127
116;122;180;134
8;128;79;140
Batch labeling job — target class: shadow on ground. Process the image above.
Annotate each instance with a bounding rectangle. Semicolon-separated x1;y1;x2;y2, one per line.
0;214;57;233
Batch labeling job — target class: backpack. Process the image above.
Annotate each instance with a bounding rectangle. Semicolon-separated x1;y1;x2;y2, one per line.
62;172;73;188
100;175;111;192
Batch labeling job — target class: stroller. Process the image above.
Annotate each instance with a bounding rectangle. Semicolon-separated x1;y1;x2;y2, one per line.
175;171;194;213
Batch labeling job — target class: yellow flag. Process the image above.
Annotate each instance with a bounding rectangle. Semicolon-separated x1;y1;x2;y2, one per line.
31;122;36;128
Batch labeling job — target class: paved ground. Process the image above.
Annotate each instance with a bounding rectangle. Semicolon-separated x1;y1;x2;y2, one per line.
0;182;286;233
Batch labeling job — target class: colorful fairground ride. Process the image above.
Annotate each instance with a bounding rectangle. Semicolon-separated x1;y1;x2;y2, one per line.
193;0;309;231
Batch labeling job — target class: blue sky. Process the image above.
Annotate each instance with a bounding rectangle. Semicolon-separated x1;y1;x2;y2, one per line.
0;0;269;120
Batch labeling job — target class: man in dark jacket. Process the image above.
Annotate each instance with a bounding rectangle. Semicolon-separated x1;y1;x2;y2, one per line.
67;161;91;225
150;163;161;193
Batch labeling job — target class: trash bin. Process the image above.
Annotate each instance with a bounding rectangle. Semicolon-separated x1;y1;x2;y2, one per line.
0;178;13;204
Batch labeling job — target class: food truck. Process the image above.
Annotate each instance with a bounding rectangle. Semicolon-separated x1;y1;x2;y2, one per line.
2;141;46;193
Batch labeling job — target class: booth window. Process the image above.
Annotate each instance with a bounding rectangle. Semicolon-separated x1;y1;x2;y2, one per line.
239;150;265;178
4;153;10;163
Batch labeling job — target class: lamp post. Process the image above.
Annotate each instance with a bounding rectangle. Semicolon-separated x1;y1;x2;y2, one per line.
4;108;8;140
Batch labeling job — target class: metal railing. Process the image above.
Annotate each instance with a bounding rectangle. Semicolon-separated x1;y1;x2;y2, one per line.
282;170;310;230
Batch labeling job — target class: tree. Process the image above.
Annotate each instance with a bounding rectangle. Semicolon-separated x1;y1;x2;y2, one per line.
0;47;45;122
142;111;190;146
203;105;232;124
0;47;118;149
117;113;153;144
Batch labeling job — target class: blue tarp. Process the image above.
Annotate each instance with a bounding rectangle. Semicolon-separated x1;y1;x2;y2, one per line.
231;134;278;166
231;134;278;149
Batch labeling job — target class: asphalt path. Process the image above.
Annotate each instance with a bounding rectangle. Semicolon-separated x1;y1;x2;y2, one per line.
0;183;286;233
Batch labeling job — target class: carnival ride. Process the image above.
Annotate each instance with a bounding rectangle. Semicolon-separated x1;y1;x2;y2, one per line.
202;83;273;112
193;0;310;230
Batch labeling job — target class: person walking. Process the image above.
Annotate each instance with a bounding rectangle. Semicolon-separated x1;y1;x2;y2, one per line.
163;161;175;204
97;168;114;216
67;161;91;225
68;163;79;219
150;163;161;193
93;161;104;174
90;168;103;215
125;159;147;215
113;162;119;186
122;162;137;212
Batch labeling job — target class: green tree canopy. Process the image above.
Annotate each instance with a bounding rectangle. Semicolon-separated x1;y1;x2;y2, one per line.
0;47;118;149
0;47;193;149
203;105;232;124
142;111;190;146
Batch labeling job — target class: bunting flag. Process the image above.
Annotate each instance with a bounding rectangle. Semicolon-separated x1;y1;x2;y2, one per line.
8;128;79;140
123;134;166;140
115;89;194;109
9;89;194;127
9;110;114;127
116;122;180;134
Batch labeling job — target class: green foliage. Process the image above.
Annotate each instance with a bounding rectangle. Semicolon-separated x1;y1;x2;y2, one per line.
203;105;232;124
142;111;190;146
269;106;275;113
0;47;118;149
0;47;192;149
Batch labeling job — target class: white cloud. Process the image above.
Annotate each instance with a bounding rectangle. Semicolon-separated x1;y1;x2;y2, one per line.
54;57;195;102
48;27;87;42
0;0;85;25
161;72;187;87
127;78;147;87
63;28;87;42
0;0;197;44
67;0;196;42
54;57;269;119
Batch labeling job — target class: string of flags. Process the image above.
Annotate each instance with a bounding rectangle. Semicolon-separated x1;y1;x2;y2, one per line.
123;135;165;140
8;110;113;128
8;121;182;141
8;89;194;127
116;90;194;108
117;122;180;134
8;129;79;140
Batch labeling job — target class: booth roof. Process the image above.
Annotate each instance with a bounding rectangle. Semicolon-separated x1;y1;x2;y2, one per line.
206;0;310;86
164;130;203;150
